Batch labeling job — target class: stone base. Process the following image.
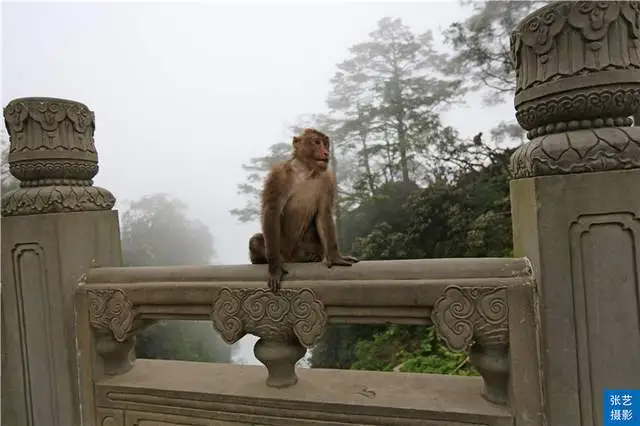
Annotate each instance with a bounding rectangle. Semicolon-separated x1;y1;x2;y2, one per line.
511;168;640;426
1;210;121;426
93;359;513;426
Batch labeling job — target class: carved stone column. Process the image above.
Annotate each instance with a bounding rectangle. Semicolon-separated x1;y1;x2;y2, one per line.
510;3;640;426
1;97;121;426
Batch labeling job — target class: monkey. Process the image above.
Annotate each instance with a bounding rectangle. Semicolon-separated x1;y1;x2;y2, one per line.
249;128;359;292
473;132;483;146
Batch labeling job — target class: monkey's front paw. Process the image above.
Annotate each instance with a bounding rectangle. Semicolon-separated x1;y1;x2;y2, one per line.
267;266;288;292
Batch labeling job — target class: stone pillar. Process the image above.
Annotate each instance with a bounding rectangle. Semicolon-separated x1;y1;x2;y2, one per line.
509;3;640;426
1;97;122;426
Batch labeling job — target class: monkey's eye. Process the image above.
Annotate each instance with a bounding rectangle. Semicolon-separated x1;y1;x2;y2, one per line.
314;139;321;145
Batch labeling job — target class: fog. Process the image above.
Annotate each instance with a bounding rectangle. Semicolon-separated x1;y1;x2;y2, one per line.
1;0;514;364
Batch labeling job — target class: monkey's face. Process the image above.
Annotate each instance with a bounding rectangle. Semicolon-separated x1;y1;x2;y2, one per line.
294;131;331;171
310;136;330;170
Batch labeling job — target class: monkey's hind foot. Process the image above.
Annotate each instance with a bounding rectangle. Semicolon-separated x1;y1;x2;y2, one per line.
249;233;268;264
323;255;359;268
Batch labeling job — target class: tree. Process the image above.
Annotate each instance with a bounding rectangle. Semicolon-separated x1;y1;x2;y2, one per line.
230;13;527;374
121;193;232;363
330;17;464;189
311;128;518;373
229;142;290;223
327;54;379;199
444;0;546;105
122;193;215;266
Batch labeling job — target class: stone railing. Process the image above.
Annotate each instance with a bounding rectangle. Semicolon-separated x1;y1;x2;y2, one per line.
4;2;639;426
74;258;538;426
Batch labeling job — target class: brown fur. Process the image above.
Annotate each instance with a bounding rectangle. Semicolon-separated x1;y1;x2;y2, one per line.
249;128;358;291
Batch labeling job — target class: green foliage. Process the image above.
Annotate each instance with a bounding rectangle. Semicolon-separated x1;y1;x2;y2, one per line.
352;222;411;261
341;181;420;256
403;148;514;259
345;139;514;261
120;193;231;363
351;325;477;376
312;138;514;375
330;142;514;375
310;324;385;369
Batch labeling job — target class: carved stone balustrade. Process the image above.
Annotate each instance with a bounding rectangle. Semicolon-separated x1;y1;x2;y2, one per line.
75;258;538;425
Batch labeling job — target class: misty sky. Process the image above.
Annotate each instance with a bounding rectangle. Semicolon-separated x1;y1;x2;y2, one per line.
2;0;515;266
1;0;519;366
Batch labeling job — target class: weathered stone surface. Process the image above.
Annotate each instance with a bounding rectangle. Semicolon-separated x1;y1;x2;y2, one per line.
511;169;640;426
1;97;121;426
2;211;122;426
77;257;533;422
87;288;135;343
79;258;531;328
509;3;640;425
2;97;115;215
211;287;327;348
211;287;327;388
432;286;510;406
510;1;640;177
93;359;514;426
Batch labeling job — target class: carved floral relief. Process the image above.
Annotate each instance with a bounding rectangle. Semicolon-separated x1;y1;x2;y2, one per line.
211;287;328;348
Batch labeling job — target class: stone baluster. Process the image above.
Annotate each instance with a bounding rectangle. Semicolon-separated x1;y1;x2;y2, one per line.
432;285;510;406
510;2;640;425
210;288;328;388
84;288;158;377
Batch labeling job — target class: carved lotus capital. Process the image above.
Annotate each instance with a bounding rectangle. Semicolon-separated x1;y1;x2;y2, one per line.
1;185;116;216
2;97;115;215
211;288;328;347
3;97;98;184
510;2;640;177
511;126;640;178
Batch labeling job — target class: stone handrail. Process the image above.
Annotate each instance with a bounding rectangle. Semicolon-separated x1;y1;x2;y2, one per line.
3;2;638;425
76;257;535;411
